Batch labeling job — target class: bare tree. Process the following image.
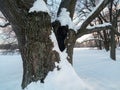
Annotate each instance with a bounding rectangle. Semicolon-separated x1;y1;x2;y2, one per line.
75;0;120;60
0;0;115;89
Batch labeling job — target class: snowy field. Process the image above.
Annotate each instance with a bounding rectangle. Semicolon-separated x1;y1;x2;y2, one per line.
73;48;120;90
0;48;120;90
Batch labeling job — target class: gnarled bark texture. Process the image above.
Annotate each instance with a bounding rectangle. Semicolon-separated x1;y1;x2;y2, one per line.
0;0;60;89
19;12;60;88
13;12;61;89
0;0;112;89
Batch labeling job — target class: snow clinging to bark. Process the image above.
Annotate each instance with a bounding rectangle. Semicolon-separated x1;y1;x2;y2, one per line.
29;0;49;13
87;23;112;29
57;8;75;29
50;31;60;53
24;31;91;90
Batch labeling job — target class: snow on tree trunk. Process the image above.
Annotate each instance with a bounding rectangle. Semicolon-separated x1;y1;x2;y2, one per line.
0;0;113;89
23;30;90;90
18;12;60;89
66;29;76;64
52;8;76;64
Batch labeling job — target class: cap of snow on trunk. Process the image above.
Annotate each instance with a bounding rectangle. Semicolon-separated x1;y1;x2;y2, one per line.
57;8;75;29
29;0;49;13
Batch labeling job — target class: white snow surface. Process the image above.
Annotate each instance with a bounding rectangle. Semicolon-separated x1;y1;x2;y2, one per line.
57;8;75;29
76;34;94;43
0;19;8;27
50;30;60;53
47;31;90;90
29;0;49;13
25;58;89;90
0;21;5;26
0;48;120;90
73;48;120;90
87;23;111;30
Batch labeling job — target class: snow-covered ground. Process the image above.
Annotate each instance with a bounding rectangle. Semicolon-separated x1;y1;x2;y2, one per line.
73;48;120;90
0;48;120;90
0;55;22;90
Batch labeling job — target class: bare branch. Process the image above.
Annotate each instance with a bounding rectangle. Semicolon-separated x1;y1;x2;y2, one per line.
85;23;111;34
77;22;120;38
0;0;35;28
57;0;77;19
77;23;111;37
76;0;113;38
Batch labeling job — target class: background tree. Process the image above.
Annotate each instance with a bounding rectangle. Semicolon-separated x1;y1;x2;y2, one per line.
75;0;120;60
0;0;116;89
0;12;18;54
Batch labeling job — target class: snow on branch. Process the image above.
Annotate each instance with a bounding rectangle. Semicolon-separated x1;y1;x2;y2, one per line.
29;0;49;13
85;23;112;34
76;22;120;38
77;0;112;36
57;8;75;29
86;23;120;36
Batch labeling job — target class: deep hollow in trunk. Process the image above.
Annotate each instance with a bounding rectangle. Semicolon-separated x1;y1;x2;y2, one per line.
52;21;76;64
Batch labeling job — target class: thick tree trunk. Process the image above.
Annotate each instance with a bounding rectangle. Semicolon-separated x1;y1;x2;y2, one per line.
0;0;76;87
15;12;60;89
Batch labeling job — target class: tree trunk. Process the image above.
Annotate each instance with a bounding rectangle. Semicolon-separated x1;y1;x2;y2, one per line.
110;31;116;60
15;12;60;89
109;0;116;60
66;30;76;64
98;40;102;50
52;21;76;64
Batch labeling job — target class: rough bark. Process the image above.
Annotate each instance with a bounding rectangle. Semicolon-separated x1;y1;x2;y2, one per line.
52;0;77;64
0;0;61;89
66;30;76;64
19;12;60;89
0;0;114;89
57;0;77;19
52;17;77;64
52;21;76;64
